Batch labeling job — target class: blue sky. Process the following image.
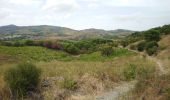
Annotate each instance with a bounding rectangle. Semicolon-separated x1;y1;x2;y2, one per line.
0;0;170;31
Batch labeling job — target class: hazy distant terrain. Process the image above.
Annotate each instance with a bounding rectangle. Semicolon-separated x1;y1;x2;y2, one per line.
0;25;133;40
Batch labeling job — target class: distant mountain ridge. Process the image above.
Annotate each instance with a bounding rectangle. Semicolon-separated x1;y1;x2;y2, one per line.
0;25;134;40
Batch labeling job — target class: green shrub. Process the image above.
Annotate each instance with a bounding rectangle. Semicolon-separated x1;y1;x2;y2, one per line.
1;41;13;46
65;44;79;54
144;30;160;41
101;45;114;56
4;63;41;97
13;41;24;47
145;41;158;49
145;41;158;55
61;78;77;90
146;46;158;56
137;41;146;52
121;40;129;47
25;40;34;46
123;64;137;80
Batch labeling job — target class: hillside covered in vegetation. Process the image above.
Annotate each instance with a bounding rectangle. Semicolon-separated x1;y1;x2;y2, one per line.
0;24;170;100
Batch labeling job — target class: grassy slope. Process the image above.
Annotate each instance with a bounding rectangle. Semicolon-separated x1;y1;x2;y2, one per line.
0;46;71;62
0;46;136;62
157;34;170;72
0;45;155;99
125;35;170;100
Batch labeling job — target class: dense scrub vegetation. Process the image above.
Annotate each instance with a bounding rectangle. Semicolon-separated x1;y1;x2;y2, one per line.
0;38;115;55
5;63;41;98
121;24;170;55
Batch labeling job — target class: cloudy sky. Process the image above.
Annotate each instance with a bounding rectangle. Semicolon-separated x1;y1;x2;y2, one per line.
0;0;170;31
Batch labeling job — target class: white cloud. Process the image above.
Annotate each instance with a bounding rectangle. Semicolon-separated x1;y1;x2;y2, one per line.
0;0;170;30
42;0;79;12
9;0;42;5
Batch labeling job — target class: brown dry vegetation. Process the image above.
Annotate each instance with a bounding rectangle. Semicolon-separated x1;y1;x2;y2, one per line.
157;34;170;72
124;35;170;100
0;55;156;100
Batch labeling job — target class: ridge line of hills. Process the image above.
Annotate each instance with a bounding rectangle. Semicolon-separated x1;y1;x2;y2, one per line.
0;24;134;40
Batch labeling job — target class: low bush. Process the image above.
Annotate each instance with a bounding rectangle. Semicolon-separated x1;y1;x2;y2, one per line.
137;41;146;52
123;64;137;80
101;45;114;56
1;41;13;46
25;40;34;46
65;44;79;54
61;78;77;90
4;63;41;98
146;46;158;56
13;41;24;47
145;41;158;55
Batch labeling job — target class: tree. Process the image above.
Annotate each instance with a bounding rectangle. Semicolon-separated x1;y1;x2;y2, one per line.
25;40;34;46
121;40;129;47
137;41;146;52
66;44;79;54
13;41;23;47
101;45;114;56
145;41;158;55
144;30;160;41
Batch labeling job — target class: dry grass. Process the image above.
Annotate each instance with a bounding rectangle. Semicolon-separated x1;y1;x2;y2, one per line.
0;54;156;99
158;35;170;49
157;35;170;72
124;35;170;100
35;55;155;99
0;76;11;100
128;74;170;100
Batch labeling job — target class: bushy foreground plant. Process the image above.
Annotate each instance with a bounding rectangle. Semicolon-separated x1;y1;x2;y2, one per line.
123;63;155;81
4;63;41;97
60;78;77;90
123;64;137;80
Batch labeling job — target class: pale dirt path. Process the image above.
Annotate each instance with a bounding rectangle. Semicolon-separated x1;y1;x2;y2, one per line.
125;48;168;75
70;81;137;100
94;49;168;100
147;57;168;75
95;81;137;100
71;49;167;100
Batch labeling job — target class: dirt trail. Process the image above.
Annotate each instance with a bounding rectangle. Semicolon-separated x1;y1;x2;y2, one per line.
94;49;167;100
95;81;137;100
147;57;168;75
125;48;168;75
72;49;167;100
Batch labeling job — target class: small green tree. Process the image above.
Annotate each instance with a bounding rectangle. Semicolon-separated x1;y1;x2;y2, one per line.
144;30;160;41
25;40;34;46
5;63;41;98
101;45;114;56
145;41;158;55
137;41;146;52
121;40;129;47
66;44;79;54
146;46;158;56
13;41;23;47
